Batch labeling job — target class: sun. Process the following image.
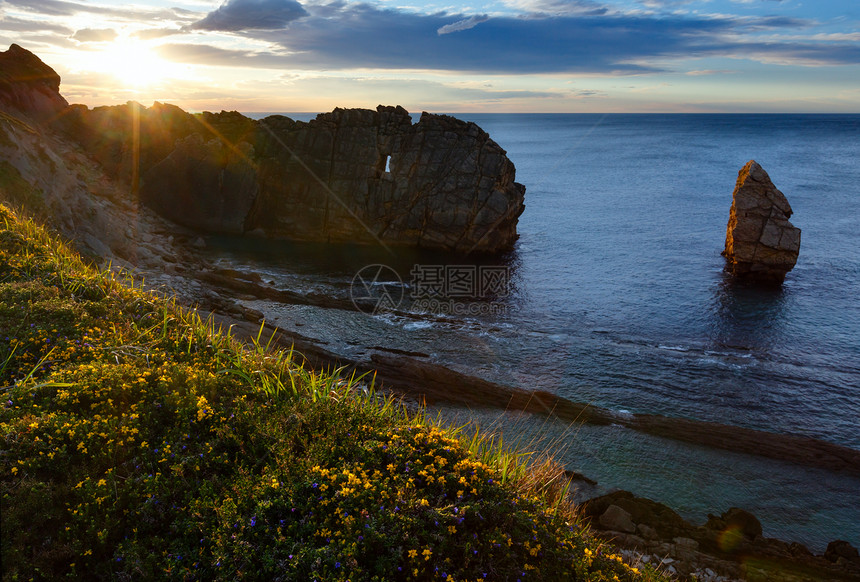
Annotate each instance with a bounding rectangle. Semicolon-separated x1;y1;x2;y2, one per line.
92;37;172;89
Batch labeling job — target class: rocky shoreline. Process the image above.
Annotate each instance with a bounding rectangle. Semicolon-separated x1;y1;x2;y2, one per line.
4;109;859;582
582;492;860;581
178;268;860;477
187;276;860;581
3;43;859;581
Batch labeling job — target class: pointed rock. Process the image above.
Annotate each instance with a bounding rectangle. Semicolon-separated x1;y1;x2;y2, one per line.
0;44;69;121
723;160;800;285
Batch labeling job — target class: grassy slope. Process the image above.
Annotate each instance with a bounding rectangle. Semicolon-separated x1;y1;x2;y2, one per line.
0;203;665;581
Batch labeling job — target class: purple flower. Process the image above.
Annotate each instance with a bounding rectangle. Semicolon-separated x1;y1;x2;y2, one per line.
250;516;257;527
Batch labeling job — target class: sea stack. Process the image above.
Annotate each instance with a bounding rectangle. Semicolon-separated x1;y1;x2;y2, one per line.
723;160;800;285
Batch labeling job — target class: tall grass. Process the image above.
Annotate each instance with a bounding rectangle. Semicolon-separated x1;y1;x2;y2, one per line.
1;203;666;581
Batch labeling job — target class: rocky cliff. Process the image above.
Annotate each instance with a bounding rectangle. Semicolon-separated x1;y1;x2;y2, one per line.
244;106;524;252
0;45;217;288
109;104;524;252
0;44;68;122
1;44;525;254
723;160;800;285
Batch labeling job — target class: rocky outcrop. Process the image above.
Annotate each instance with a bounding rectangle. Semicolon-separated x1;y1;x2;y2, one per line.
0;46;210;284
0;44;68;121
244;106;525;252
1;44;525;254
583;491;860;581
723;160;800;285
136;105;525;252
141;132;259;234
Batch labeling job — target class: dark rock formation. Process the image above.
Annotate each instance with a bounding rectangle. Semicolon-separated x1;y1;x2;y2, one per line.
599;504;637;533
583;490;691;541
723;160;800;285
246;106;525;252
582;491;860;581
138;105;525;252
705;507;762;542
0;44;68;121
825;540;860;564
141;132;259;234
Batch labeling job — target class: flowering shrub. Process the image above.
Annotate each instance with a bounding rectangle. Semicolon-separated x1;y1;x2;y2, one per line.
0;205;664;581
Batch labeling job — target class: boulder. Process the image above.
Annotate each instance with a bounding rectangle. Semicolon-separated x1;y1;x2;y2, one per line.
825;540;860;563
706;507;762;540
723;160;800;285
599;504;637;533
582;490;693;543
0;44;69;121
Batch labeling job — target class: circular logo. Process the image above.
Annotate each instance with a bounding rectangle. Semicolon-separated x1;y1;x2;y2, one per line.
350;264;404;315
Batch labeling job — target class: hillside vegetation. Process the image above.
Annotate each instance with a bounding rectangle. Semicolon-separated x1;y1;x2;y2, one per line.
0;203;665;581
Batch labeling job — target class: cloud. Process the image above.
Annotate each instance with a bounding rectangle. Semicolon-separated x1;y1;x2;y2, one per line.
685;69;735;76
3;0;177;21
2;0;102;18
148;3;860;75
189;0;308;32
7;34;78;49
231;73;578;110
239;4;715;73
72;28;117;43
730;41;860;66
134;28;185;41
501;0;609;17
438;15;489;35
0;15;73;35
2;0;196;23
156;43;301;69
741;16;810;30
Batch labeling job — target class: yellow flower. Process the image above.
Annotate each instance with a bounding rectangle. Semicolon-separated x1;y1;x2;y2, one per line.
422;548;432;561
408;549;417;559
97;479;107;487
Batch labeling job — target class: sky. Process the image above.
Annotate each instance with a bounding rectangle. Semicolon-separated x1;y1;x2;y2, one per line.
1;0;859;113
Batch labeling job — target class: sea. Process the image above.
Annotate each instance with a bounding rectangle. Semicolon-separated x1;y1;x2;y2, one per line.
221;113;860;551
